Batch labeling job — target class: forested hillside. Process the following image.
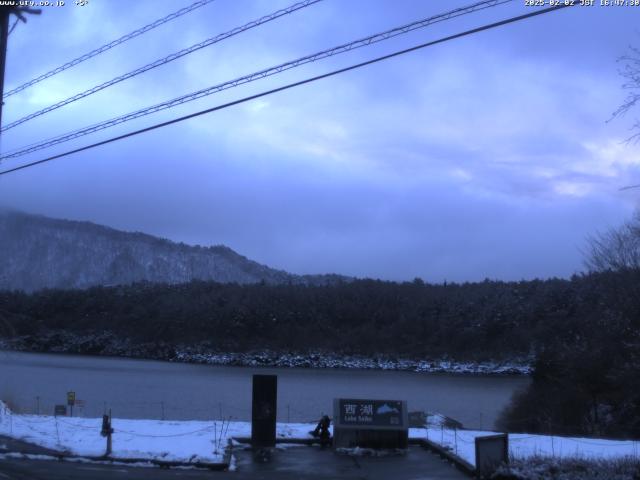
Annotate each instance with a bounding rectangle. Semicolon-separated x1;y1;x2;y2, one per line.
0;210;347;291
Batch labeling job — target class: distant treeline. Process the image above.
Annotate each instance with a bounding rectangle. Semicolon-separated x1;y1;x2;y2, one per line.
0;275;598;359
1;270;639;437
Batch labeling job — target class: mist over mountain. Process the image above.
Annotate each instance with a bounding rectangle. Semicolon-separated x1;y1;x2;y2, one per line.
0;209;348;292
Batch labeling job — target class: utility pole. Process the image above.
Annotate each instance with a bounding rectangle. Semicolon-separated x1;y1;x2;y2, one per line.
0;7;10;129
0;6;41;130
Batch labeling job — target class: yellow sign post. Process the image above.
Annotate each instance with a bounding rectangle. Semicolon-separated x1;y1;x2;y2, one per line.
67;391;76;417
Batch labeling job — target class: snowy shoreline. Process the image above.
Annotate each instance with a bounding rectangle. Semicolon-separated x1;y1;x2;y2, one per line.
0;333;532;375
171;349;532;375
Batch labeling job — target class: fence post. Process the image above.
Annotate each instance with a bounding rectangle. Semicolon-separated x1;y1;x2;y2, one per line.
425;413;429;441
454;427;458;455
107;409;113;456
54;415;60;446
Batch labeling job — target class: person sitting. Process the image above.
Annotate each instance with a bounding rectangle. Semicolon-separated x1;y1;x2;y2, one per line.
310;415;331;447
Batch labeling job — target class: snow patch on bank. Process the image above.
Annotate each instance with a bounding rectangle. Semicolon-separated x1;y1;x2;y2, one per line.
423;426;640;467
173;350;532;375
0;334;532;376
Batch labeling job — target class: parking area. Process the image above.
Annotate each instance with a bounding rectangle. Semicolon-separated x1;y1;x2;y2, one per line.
231;444;469;479
0;445;469;480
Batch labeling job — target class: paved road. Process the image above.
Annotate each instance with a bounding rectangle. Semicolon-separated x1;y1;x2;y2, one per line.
0;446;468;479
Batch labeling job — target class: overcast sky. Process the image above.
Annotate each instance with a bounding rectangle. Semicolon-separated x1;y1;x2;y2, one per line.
0;0;638;282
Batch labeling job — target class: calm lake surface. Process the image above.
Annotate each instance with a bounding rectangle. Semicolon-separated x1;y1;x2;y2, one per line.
0;351;529;429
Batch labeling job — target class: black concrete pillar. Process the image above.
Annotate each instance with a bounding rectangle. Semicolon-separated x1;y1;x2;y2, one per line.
251;374;277;448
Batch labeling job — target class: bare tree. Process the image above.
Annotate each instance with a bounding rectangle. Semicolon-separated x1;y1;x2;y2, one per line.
585;210;640;272
611;45;640;143
593;48;640;266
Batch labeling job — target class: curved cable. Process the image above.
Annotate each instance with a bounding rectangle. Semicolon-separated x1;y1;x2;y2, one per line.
3;0;217;99
0;3;574;177
0;0;512;158
0;0;322;133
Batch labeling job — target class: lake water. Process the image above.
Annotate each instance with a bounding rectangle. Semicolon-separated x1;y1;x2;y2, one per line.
0;351;529;429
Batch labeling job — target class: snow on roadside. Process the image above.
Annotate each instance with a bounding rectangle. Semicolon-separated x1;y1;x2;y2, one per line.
0;401;314;464
4;400;637;469
509;432;640;462
423;426;640;467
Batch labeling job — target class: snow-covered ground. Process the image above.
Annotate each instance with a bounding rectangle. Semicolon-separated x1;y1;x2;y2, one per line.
425;426;640;467
2;401;638;468
0;401;316;464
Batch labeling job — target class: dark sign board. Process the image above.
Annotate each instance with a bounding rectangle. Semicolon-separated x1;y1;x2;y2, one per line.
338;399;404;428
54;405;67;416
475;433;509;478
67;391;75;406
333;398;409;449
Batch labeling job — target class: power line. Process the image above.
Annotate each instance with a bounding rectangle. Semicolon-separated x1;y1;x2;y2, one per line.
3;0;216;99
1;0;321;133
0;0;513;160
0;3;574;177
